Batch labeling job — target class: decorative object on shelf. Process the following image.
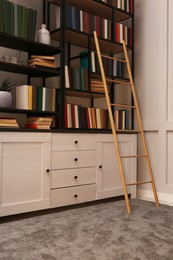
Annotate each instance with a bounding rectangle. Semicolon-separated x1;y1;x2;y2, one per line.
0;78;14;108
37;24;50;45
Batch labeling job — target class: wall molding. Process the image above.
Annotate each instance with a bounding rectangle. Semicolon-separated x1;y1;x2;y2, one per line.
138;188;173;206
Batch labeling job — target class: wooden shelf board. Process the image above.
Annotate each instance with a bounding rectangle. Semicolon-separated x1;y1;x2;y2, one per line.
51;29;126;54
64;89;105;98
0;32;61;55
0;61;60;77
46;0;132;22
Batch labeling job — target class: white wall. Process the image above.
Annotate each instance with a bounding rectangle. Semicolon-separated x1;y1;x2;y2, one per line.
135;0;173;205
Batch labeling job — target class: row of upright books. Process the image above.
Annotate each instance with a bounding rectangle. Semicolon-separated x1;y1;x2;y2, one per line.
65;66;89;90
115;23;133;47
16;85;56;112
64;103;110;129
66;5;112;40
91;51;126;78
100;0;134;13
115;110;132;130
0;0;37;40
65;6;132;46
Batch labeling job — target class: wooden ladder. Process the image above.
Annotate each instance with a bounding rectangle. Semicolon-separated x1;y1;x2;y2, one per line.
93;31;159;214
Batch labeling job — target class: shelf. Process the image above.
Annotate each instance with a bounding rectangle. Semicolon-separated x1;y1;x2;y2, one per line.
0;61;60;77
51;28;128;54
63;89;105;98
46;0;132;22
0;107;58;116
0;32;61;55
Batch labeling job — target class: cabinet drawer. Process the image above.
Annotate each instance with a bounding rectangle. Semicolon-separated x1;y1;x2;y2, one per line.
51;184;96;208
52;150;96;169
52;133;96;151
51;167;96;189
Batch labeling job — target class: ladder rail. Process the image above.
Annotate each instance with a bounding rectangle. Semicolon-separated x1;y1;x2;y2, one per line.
93;31;132;214
93;31;159;213
122;40;159;208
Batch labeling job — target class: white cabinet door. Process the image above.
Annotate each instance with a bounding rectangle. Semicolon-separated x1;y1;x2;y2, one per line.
96;134;137;200
0;133;51;217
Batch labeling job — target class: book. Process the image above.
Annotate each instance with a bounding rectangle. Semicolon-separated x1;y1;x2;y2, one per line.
28;60;57;68
0;118;17;123
16;85;29;109
30;55;55;61
25;123;51;129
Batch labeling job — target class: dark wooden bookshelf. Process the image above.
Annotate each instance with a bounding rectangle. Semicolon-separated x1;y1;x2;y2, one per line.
0;61;60;77
0;32;61;55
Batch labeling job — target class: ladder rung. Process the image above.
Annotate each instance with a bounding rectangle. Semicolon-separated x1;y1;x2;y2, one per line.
101;54;127;63
106;78;131;85
121;155;147;159
126;181;152;187
111;103;136;109
116;129;141;133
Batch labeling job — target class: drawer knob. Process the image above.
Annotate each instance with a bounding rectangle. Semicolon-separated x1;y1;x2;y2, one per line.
99;165;102;169
46;169;51;173
74;194;78;198
74;158;78;162
74;140;78;144
74;175;78;180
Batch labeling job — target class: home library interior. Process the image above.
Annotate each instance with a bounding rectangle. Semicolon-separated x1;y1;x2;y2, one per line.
0;0;134;132
0;0;139;217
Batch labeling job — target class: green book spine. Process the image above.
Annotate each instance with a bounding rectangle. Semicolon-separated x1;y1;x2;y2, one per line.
17;5;22;37
0;0;4;32
21;5;26;38
32;9;37;41
36;86;43;111
24;7;29;39
9;1;14;35
13;3;18;36
27;8;33;40
2;0;9;33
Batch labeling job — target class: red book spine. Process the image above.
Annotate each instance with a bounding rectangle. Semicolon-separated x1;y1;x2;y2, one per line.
129;0;133;13
86;107;90;129
71;104;76;128
64;103;68;128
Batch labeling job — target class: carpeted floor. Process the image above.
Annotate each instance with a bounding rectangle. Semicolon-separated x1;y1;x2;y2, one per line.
0;199;173;260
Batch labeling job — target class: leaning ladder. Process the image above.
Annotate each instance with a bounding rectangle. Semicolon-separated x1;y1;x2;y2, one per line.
93;31;159;214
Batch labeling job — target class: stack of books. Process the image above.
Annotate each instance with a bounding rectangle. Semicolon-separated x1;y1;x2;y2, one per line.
25;117;54;129
90;79;104;93
28;55;57;70
0;118;19;128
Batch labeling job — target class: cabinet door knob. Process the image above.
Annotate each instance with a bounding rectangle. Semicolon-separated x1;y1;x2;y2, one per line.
46;169;51;173
74;175;78;180
99;165;102;169
74;140;78;144
74;194;78;198
74;158;78;162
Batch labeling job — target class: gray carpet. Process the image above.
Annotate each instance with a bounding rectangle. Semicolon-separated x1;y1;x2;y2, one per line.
0;199;173;260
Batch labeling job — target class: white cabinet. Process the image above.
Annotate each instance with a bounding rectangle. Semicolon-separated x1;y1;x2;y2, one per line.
0;132;137;217
0;133;51;217
50;133;97;208
96;134;137;200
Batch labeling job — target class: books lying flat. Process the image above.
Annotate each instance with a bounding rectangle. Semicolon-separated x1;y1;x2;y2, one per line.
25;116;54;129
0;117;19;128
30;55;55;61
28;60;57;68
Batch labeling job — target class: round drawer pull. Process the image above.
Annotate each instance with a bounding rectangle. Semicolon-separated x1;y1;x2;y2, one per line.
99;165;102;169
46;169;51;173
74;175;78;180
74;140;78;144
74;194;78;198
74;158;78;162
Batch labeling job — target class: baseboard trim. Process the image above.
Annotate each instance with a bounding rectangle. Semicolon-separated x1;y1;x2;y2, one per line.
138;189;173;206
